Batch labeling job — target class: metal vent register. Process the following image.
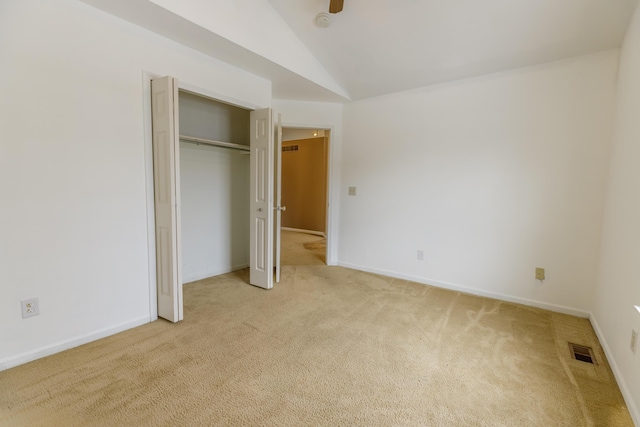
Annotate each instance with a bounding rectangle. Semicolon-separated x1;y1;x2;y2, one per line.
569;343;597;365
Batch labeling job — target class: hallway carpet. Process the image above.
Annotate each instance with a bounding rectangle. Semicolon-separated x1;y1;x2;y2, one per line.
281;230;326;265
0;238;633;426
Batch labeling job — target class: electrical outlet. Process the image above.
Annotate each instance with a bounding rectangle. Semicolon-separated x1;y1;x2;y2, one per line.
21;297;39;319
535;267;545;281
417;250;424;261
348;186;357;196
631;330;638;354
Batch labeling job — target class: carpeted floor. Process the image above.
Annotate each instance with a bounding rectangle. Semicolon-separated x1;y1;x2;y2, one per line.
0;233;634;426
281;230;326;265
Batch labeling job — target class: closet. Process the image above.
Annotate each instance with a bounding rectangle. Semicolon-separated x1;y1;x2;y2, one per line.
178;90;251;284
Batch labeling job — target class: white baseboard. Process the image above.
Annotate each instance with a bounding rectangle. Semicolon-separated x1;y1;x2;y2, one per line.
0;315;151;372
589;314;640;427
282;227;326;237
337;261;591;318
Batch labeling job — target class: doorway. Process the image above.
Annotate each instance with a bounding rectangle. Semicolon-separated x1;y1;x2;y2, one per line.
279;127;330;266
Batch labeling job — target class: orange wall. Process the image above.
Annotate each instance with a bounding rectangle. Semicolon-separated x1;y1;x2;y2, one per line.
281;137;327;233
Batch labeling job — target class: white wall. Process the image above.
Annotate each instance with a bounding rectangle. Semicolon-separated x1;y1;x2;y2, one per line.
147;0;348;99
180;143;250;283
179;91;250;145
593;4;640;424
178;92;250;283
339;51;619;315
282;128;326;141
272;100;344;265
0;0;270;369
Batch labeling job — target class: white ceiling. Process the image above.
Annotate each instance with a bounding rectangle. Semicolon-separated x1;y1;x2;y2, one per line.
82;0;638;102
267;0;638;100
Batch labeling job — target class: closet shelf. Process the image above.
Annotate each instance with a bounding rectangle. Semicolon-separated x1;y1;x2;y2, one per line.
179;135;249;152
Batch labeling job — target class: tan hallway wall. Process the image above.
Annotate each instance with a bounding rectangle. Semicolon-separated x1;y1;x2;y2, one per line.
281;137;327;234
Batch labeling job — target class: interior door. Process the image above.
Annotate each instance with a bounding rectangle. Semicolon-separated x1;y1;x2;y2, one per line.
150;76;183;322
249;108;274;289
275;114;284;283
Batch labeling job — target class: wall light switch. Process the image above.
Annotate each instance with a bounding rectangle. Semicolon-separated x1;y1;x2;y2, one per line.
631;330;638;354
348;186;357;196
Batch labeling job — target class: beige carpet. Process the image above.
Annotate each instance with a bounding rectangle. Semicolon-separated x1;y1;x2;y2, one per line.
0;234;634;426
281;230;326;265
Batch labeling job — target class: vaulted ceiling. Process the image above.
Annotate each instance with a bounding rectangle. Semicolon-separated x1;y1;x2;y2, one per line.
268;0;638;100
82;0;638;102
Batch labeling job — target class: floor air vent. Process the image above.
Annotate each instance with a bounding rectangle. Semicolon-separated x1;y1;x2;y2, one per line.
569;343;596;365
283;145;299;152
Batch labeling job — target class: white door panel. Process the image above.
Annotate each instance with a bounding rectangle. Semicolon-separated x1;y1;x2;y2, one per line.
250;108;273;289
151;76;183;322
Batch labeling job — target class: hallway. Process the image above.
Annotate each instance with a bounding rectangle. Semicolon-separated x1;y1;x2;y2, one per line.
280;230;326;266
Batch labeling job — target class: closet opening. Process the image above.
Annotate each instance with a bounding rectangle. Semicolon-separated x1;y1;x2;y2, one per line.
178;90;251;285
279;127;330;266
149;75;281;321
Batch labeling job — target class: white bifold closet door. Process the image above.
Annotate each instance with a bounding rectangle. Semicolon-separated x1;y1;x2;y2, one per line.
151;78;280;312
151;76;183;322
250;108;278;289
249;109;283;288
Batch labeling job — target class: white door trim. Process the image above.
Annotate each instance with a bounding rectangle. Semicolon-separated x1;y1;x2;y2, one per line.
275;114;283;283
143;70;161;321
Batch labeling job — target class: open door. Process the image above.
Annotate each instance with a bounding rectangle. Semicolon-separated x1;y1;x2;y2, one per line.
275;114;284;283
250;108;274;289
150;76;183;322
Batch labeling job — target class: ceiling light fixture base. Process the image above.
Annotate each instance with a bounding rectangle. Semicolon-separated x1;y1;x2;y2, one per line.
315;13;332;28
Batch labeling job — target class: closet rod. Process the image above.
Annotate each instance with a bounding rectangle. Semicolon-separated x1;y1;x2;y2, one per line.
179;135;250;152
